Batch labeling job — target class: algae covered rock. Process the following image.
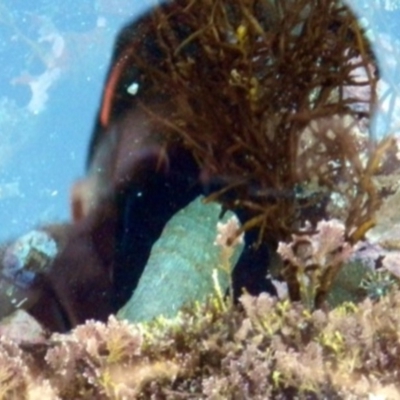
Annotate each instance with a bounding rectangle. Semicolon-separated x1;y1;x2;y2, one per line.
0;309;46;343
118;196;244;323
327;260;370;307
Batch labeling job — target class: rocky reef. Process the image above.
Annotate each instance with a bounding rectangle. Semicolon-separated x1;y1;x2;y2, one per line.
2;290;400;399
1;0;400;397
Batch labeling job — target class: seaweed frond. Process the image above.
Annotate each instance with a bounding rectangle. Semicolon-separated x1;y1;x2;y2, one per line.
125;0;382;245
105;0;400;309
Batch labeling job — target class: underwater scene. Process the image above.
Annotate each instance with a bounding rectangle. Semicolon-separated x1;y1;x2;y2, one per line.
0;0;150;240
0;0;400;398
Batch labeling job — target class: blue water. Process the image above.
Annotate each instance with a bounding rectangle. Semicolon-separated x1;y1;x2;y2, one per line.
0;1;153;240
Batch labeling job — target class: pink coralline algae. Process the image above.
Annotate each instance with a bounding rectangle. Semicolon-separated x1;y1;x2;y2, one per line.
277;219;353;308
277;219;353;273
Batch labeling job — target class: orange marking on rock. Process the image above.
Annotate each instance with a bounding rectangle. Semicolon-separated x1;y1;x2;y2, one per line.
100;53;130;127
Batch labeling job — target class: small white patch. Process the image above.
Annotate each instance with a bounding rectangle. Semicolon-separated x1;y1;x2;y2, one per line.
97;16;107;28
127;82;139;95
326;129;336;140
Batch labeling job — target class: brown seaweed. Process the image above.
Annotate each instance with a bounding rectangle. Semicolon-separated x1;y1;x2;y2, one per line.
104;0;391;306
